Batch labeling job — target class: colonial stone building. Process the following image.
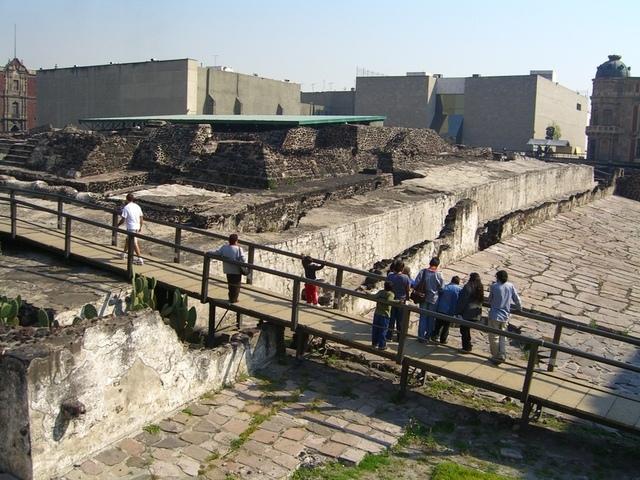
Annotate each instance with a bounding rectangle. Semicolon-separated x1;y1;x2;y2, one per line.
0;58;37;133
587;54;640;162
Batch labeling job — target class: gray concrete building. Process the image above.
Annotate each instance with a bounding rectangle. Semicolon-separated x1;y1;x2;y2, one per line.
300;90;355;115
342;71;588;152
586;55;640;162
37;59;300;127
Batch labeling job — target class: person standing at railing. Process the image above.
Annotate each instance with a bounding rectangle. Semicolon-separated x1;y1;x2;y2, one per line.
118;193;144;265
302;256;324;306
487;270;522;364
455;273;484;353
413;257;445;342
386;261;411;342
433;276;462;344
208;233;247;303
372;281;395;351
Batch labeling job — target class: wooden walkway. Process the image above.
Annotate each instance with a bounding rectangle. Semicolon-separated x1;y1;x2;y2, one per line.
1;204;639;433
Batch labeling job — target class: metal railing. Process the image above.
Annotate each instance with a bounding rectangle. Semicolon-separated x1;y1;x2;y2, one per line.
1;188;639;424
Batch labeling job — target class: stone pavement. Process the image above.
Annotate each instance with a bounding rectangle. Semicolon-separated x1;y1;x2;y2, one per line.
59;360;416;480
438;195;640;398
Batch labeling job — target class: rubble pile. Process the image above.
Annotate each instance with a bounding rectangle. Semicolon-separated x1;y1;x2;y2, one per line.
615;172;640;201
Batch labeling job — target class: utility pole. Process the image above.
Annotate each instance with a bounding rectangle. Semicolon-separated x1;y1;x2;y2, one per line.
213;54;219;67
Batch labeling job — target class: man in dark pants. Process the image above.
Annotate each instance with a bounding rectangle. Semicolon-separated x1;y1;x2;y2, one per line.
208;234;247;303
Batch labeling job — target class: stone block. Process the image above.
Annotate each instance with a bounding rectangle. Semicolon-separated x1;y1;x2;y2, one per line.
250;428;279;444
118;438;146;457
193;420;218;433
317;441;348;458
182;444;211;462
223;419;250;435
282;427;307;441
339;447;367;465
273;438;304;457
186;405;210;417
180;431;211;445
149;460;183;478
178;455;202;476
79;459;104;475
94;448;127;467
272;452;301;470
153;435;187;449
159;420;184;434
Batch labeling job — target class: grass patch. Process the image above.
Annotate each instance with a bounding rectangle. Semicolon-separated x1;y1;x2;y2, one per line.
291;452;391;479
143;424;160;435
228;410;276;452
181;407;193;416
431;461;516;480
396;419;439;450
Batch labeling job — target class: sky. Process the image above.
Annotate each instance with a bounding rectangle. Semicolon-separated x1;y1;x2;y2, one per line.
1;0;638;94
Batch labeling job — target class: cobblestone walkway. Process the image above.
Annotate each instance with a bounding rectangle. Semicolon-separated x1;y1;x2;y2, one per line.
61;360;416;480
439;195;640;397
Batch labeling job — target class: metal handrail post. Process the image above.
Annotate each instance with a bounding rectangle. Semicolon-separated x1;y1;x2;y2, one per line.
246;245;255;285
521;343;539;404
396;305;411;364
126;233;135;280
57;198;63;230
333;268;344;309
64;217;72;259
111;212;119;246
174;227;182;263
200;255;211;302
9;190;16;239
291;279;301;331
547;325;563;372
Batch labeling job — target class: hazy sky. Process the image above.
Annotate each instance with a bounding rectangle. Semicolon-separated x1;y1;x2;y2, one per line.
1;0;637;94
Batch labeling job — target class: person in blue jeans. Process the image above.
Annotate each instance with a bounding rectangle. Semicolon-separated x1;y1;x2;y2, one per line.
372;281;395;350
414;257;445;341
433;276;462;343
386;261;411;341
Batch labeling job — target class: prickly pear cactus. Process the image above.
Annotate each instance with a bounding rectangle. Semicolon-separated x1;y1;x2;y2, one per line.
128;274;157;312
37;308;50;328
0;295;21;327
161;288;197;340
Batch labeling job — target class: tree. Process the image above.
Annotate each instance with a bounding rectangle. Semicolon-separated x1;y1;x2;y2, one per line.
545;122;562;140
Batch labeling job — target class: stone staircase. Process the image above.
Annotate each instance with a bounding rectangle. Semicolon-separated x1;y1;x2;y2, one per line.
0;137;38;168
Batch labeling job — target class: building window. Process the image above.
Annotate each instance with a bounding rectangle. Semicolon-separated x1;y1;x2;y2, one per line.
636;139;640;159
592;108;598;125
13;79;19;91
633;105;639;133
276;104;283;115
233;98;242;115
576;103;582;111
603;109;613;125
11;102;19;118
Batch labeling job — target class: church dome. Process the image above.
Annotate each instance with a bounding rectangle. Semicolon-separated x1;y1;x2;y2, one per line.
596;54;630;78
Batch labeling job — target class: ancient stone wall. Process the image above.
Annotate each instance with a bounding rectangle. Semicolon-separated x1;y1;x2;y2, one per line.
27;130;141;178
614;172;640;201
0;311;279;480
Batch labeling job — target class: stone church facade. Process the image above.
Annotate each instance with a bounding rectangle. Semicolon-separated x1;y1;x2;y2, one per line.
587;54;640;162
0;58;37;133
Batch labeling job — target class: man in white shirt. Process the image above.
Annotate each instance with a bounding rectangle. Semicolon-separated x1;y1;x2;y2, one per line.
118;193;144;265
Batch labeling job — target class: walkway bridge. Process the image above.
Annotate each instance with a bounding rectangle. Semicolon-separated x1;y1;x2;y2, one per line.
1;187;639;433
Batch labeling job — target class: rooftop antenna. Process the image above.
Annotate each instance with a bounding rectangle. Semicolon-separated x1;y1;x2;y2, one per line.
213;54;219;66
14;24;17;59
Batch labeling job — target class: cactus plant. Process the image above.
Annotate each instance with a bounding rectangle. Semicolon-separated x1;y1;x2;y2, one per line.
80;303;99;320
160;288;197;339
0;295;21;327
37;308;50;328
128;274;157;311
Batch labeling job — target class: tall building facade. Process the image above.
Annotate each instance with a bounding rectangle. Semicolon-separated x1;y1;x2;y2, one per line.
348;72;588;152
586;55;640;162
0;58;37;133
37;59;301;127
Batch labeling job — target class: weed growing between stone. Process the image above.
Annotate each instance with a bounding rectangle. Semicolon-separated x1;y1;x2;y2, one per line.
431;462;515;480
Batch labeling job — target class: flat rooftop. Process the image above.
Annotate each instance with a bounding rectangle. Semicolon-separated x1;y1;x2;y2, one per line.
79;114;386;130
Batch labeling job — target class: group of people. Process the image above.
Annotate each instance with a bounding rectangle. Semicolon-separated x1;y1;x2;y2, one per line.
117;195;521;364
373;257;521;365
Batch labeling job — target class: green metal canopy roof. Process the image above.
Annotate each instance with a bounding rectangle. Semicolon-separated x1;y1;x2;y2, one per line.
79;114;386;129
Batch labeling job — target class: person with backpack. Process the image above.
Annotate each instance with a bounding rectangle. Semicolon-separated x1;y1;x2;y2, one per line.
207;233;247;303
413;257;445;342
455;272;484;353
372;281;395;350
386;260;411;342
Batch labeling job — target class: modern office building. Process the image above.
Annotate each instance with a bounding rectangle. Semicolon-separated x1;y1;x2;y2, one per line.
0;58;37;133
586;54;640;162
303;70;588;152
36;59;301;127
